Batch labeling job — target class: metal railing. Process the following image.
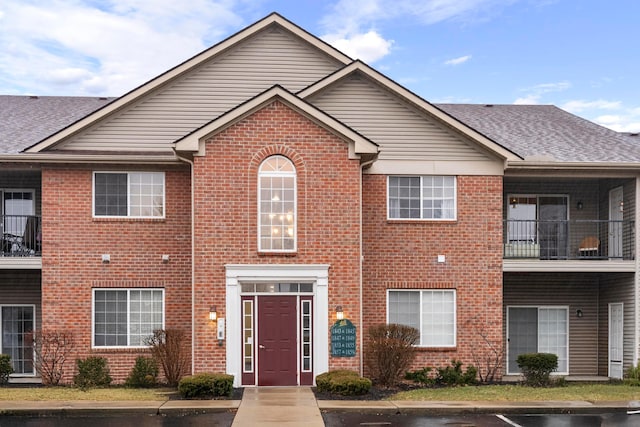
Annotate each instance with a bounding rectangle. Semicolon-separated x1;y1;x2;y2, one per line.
1;215;41;257
504;219;635;260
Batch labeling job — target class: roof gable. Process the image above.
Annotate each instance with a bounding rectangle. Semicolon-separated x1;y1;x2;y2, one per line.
300;61;520;163
25;13;351;154
175;85;377;158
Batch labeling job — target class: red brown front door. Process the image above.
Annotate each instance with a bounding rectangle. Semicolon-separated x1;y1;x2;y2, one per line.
257;296;297;386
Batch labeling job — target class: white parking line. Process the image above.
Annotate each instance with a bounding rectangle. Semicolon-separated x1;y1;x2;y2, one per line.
496;414;524;427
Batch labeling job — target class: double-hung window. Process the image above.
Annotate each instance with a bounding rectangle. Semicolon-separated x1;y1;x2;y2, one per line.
258;156;296;252
93;289;164;347
388;290;456;347
93;172;165;218
388;176;456;220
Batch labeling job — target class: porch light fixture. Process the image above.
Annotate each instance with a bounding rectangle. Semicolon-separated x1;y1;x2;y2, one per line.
162;254;170;263
620;201;624;212
577;201;583;210
510;197;517;208
101;254;110;264
209;306;217;321
576;309;583;318
336;305;344;320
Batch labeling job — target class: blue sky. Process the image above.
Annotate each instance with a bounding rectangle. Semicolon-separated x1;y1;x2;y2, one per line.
0;0;638;132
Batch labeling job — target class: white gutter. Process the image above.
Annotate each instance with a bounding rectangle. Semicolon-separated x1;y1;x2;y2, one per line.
359;158;377;375
507;160;640;171
0;153;180;164
172;150;196;375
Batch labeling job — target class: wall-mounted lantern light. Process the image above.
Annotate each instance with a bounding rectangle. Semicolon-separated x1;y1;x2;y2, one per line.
577;201;583;210
336;305;344;320
209;306;217;321
576;309;583;318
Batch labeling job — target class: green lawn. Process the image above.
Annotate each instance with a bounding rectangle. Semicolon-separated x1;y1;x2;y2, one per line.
389;383;640;402
0;386;175;401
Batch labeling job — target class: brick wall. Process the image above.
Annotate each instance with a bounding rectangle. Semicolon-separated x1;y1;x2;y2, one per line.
192;100;362;374
41;167;192;383
362;174;503;377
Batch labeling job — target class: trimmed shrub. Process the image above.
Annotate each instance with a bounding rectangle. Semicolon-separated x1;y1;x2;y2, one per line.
178;373;234;399
0;354;13;385
315;370;371;396
365;323;419;387
405;367;435;386
625;365;640;386
125;356;159;388
73;356;112;390
435;359;478;386
517;353;558;387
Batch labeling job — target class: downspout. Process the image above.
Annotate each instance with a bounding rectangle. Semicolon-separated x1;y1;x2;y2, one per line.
173;149;196;374
359;157;376;375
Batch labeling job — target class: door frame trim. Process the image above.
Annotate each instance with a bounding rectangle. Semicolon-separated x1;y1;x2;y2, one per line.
225;264;329;387
608;302;624;379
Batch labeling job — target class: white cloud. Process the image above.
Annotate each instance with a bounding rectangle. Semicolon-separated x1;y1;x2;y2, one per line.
513;81;571;104
444;55;472;66
324;30;393;63
320;0;515;64
0;0;246;95
562;99;621;113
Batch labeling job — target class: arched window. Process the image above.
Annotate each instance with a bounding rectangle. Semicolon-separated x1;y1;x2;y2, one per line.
258;155;296;251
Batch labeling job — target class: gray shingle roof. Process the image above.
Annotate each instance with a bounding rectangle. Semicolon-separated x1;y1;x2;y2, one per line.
0;95;113;154
435;103;640;162
1;95;638;164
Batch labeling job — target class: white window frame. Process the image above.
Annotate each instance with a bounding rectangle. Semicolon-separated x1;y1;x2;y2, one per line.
91;288;165;348
257;156;297;252
387;289;457;348
387;176;457;220
92;172;165;219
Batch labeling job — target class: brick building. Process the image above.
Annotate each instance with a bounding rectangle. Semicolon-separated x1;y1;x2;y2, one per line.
1;14;639;385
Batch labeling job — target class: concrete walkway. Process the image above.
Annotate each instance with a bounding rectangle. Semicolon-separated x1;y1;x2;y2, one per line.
232;387;324;427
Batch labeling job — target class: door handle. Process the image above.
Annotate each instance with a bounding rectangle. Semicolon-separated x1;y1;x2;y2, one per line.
259;344;265;349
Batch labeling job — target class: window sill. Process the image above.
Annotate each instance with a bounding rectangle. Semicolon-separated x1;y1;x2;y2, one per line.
414;346;457;352
387;219;457;224
258;251;298;257
90;347;151;354
93;217;166;223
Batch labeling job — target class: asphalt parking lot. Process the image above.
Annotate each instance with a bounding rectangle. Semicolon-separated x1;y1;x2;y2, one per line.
322;411;640;426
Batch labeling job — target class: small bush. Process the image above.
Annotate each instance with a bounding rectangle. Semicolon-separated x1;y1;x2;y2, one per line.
435;359;478;386
0;354;13;384
31;330;75;386
73;356;112;390
366;323;419;387
315;370;371;396
405;367;435;386
517;353;558;387
625;365;640;386
178;373;234;399
125;356;159;388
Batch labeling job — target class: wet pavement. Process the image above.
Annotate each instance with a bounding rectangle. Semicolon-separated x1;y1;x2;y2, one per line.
0;412;235;427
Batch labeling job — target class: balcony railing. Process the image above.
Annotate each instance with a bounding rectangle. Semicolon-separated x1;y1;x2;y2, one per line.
504;219;635;260
1;215;41;257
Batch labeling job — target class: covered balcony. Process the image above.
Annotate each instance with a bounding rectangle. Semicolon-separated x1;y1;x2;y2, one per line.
503;177;636;271
1;170;41;269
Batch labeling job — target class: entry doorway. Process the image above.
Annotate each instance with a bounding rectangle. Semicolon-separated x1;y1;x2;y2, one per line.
240;285;314;386
0;305;35;376
507;306;568;375
608;303;624;379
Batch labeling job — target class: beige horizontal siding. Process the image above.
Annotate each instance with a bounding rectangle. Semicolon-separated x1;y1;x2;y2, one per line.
598;273;635;376
0;270;41;329
308;75;491;161
504;273;600;375
58;26;343;152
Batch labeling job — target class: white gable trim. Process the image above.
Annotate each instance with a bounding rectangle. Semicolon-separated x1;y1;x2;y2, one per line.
25;13;352;154
300;61;521;163
174;85;378;158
